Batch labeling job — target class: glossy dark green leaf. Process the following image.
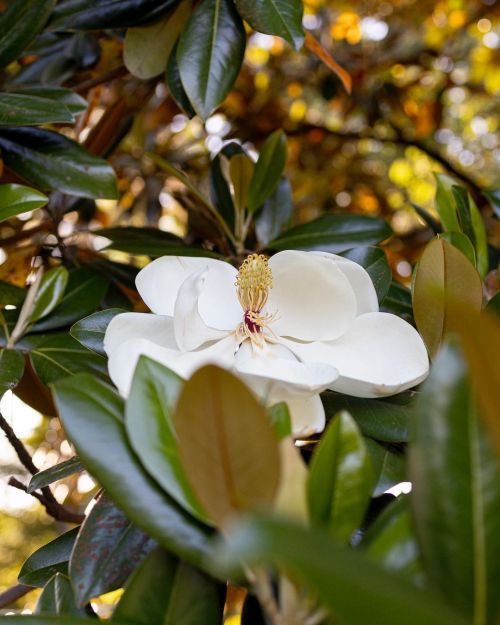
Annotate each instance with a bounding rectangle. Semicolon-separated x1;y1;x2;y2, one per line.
234;0;304;49
166;42;196;118
0;184;48;222
31;268;109;332
126;356;208;522
247;130;287;213
322;391;414;443
28;457;84;494
69;492;156;606
485;188;500;219
255;177;293;245
440;231;476;266
380;280;414;323
364;439;406;497
307;411;374;542
28;333;107;385
452;186;475;246
411;202;442;234
10;87;88;115
49;0;180;30
409;343;500;623
218;516;468;625
18;528;79;587
36;574;85;616
95;226;217;257
0;128;118;199
30;267;69;324
210;155;235;229
177;0;246;119
70;308;125;356
435;173;461;232
0;93;73;126
268;214;392;253
51;375;213;570
0;348;24;398
0;280;26;306
339;246;392;303
0;0;56;69
114;547;225;625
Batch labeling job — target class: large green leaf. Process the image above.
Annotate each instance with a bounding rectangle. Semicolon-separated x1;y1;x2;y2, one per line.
268;214;392;253
255;177;293;245
0;280;26;306
18;528;79;587
69;492;156;606
28;457;84;494
177;0;246;119
0;93;73;126
10;87;88;115
209;155;235;229
247;130;287;213
218;516;468;625
114;547;225;625
0;127;118;199
30;267;69;324
234;0;304;49
380;280;414;323
364;438;406;497
51;375;213;569
166;42;196;118
0;0;56;69
70;308;125;356
126;356;208;522
0;348;24;398
409;343;500;624
0;184;47;222
29;333;107;385
322;391;415;443
307;411;374;542
35;574;85;616
49;0;180;30
339;246;392;303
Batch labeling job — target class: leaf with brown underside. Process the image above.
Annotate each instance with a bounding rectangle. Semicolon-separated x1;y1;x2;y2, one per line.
173;365;280;528
304;32;352;94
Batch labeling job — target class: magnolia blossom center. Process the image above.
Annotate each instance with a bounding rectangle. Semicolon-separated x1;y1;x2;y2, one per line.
235;254;273;340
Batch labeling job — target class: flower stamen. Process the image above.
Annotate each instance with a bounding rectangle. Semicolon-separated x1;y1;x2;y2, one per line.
235;254;274;346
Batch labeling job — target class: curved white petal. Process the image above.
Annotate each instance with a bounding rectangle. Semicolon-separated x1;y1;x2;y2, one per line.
108;334;239;397
283;312;429;397
276;394;325;438
104;312;177;357
267;250;357;341
136;256;241;330
174;269;228;351
234;340;338;398
311;251;379;315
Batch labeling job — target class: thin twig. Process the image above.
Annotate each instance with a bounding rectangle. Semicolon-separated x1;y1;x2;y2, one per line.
73;65;128;94
0;584;34;609
0;222;51;246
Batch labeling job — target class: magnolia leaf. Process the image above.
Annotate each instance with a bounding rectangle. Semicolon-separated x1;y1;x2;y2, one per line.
70;308;125;356
173;365;280;527
247;130;287;213
234;0;304;49
0;348;24;399
0;184;47;222
30;267;69;324
28;457;84;493
35;573;85;616
18;528;79;587
229;153;254;212
0;92;73;126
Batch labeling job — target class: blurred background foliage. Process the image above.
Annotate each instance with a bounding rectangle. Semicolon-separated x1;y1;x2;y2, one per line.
0;0;499;615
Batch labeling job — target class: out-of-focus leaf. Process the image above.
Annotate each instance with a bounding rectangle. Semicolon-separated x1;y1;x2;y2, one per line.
234;0;304;49
70;308;125;356
268;402;292;441
452;186;475;246
30;267;69;324
440;231;476;266
486;292;500;316
0;184;47;222
409;343;500;622
28;457;84;494
0;128;118;199
247;130;287;213
339;246;392;303
322;391;415;443
380;281;414;323
10;87;88;115
0;280;26;306
69;492;156;606
0;0;55;69
307;411;374;542
177;0;246;119
0;93;73;126
94;226;217;257
114;547;225;625
217;516;468;625
49;0;180;30
124;1;191;80
268;214;392;253
173;365;280;527
18;528;79;587
35;574;85;616
485;189;500;219
364;439;405;497
29;333;107;385
411;202;442;233
435;173;461;232
166;42;196;118
1;618;135;625
304;32;352;93
412;237;483;358
126;356;208;522
229;153;254;212
209;155;234;229
0;348;24;398
51;375;213;569
255;177;292;246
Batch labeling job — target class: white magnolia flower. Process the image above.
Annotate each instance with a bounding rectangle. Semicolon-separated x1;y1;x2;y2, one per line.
104;250;429;437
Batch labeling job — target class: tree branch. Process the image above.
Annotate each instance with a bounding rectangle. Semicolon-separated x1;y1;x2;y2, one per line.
73;65;128;94
0;584;34;609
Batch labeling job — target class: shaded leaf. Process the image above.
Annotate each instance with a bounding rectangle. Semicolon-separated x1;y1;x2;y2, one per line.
255;177;293;246
234;0;304;49
380;281;414;323
209;155;234;229
0;93;73;126
36;574;85;616
70;308;125;356
364;439;406;497
0;184;47;222
339;246;392;303
166;42;196;118
0;280;26;306
441;231;476;266
0;348;25;398
28;457;84;494
10;87;88;115
18;528;79;587
30;267;69;324
247;130;287;213
230;153;254;212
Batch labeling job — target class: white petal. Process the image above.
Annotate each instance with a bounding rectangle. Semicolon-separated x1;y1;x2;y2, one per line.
174;269;228;351
234;340;338;398
311;251;379;315
108;334;238;397
284;313;429;397
136;256;241;330
103;312;177;356
276;394;325;438
267;250;357;341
